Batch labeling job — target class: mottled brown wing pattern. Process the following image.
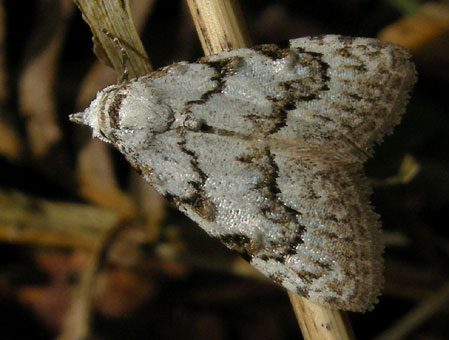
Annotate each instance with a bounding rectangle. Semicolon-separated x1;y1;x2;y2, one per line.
70;35;416;311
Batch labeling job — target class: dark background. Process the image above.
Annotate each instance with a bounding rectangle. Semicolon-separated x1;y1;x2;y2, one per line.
1;0;448;339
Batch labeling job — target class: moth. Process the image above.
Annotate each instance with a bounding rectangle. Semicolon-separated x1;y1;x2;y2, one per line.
71;35;416;312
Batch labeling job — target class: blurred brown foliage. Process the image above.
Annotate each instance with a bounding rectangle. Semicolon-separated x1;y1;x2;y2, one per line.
1;1;449;340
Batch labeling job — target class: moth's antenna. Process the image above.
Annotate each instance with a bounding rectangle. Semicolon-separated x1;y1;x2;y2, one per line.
101;29;129;83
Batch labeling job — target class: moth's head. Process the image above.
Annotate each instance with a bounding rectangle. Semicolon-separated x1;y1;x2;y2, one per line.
70;82;174;145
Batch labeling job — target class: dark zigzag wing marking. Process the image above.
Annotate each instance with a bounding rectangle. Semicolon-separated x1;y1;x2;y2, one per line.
170;129;382;311
288;36;416;156
263;150;383;311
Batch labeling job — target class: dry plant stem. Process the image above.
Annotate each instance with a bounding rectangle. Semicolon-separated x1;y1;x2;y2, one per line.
374;281;449;340
76;0;155;107
0;189;120;248
186;0;251;55
57;249;97;340
74;0;152;79
57;222;127;340
288;291;356;340
186;1;356;339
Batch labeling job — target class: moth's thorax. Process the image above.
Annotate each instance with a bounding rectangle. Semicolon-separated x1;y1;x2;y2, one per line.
84;82;175;145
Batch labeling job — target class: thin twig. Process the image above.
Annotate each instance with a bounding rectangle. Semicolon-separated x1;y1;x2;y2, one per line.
185;1;356;339
57;221;130;340
74;0;152;79
186;0;251;55
374;281;449;340
288;291;356;340
0;189;120;248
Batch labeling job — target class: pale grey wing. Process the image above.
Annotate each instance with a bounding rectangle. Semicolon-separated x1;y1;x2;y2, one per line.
87;35;415;312
287;35;416;157
146;48;315;138
145;35;415;162
267;149;383;312
137;129;382;312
